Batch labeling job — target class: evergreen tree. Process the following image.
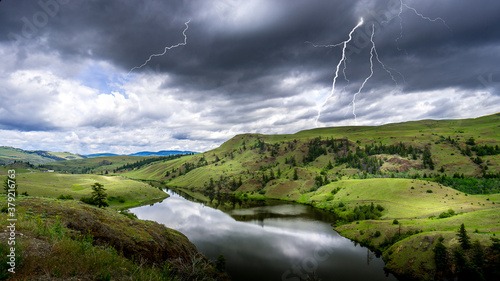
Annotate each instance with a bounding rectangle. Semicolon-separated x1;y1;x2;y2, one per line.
456;223;471;250
433;237;448;272
471;240;484;268
3;176;17;196
90;182;108;208
3;177;10;194
293;168;298;180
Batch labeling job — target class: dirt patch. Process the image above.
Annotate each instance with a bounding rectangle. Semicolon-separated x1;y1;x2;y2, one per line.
383;156;422;173
266;181;299;198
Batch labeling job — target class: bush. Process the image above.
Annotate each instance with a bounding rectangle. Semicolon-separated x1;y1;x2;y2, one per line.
374;230;381;238
439;208;456;219
57;194;73;200
80;196;96;205
426;189;433;193
215;254;226;272
393;219;399;225
120;210;138;220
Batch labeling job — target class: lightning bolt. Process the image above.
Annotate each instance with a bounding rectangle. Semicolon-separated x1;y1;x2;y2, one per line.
394;0;450;54
308;18;364;127
128;20;190;75
402;2;451;30
307;1;449;126
351;24;402;121
352;24;375;122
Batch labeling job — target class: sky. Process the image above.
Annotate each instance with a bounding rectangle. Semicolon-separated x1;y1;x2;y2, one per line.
0;0;499;155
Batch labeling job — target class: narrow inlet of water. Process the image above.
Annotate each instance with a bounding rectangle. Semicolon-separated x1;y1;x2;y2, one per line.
131;190;397;281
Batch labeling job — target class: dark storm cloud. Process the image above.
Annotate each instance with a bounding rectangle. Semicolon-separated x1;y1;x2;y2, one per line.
1;0;499;153
3;0;500;98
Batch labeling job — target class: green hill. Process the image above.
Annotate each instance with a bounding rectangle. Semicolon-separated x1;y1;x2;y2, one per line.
122;113;500;188
0;146;84;165
120;112;500;280
37;155;151;174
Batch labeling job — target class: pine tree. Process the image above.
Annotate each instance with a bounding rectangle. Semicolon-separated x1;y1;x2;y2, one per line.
457;223;471;249
471;240;484;268
90;182;108;208
433;237;448;271
3;177;9;194
293;168;298;180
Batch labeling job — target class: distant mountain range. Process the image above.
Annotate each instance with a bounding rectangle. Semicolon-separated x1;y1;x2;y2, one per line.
0;147;197;165
85;151;197;158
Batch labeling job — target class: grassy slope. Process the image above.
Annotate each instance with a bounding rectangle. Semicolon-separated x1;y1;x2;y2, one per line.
0;146;83;165
124;113;500;186
0;196;226;280
1;172;168;209
121;113;500;280
37;155;151;174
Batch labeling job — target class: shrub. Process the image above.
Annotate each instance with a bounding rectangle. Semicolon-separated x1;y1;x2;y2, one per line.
438;208;455;219
392;219;399;225
57;194;73;200
80;196;96;205
120;210;138;220
215;254;226;272
426;189;433;193
374;230;381;238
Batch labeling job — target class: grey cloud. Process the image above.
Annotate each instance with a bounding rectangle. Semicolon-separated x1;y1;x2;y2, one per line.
0;0;499;153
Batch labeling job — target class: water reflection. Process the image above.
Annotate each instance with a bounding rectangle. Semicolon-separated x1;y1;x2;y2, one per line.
131;190;396;281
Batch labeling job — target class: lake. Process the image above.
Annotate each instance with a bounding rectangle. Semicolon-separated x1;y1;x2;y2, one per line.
131;190;397;281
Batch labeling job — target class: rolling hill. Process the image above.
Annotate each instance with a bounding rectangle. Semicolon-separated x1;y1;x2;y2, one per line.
0;146;84;165
119;112;500;280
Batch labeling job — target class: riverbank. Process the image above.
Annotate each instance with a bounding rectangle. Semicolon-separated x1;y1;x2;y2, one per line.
181;178;500;280
3;172;169;209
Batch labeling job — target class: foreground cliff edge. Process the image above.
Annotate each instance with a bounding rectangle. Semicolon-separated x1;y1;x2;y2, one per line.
0;196;229;280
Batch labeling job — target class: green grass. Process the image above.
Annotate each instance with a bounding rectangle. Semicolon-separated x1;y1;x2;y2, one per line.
0;146;83;165
0;196;225;281
306;178;495;218
38;155;152;174
1;172;168;209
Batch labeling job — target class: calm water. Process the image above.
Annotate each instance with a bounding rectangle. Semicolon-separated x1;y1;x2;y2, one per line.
131;190;397;281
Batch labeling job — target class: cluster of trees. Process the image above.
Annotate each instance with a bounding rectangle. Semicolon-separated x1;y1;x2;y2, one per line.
434;223;500;280
336;150;383;174
116;154;188;172
422;147;435;170
472;144;500;156
262;169;278;186
335;202;385;223
433;176;500;194
363;142;421;159
304;137;327;164
205;175;243;193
